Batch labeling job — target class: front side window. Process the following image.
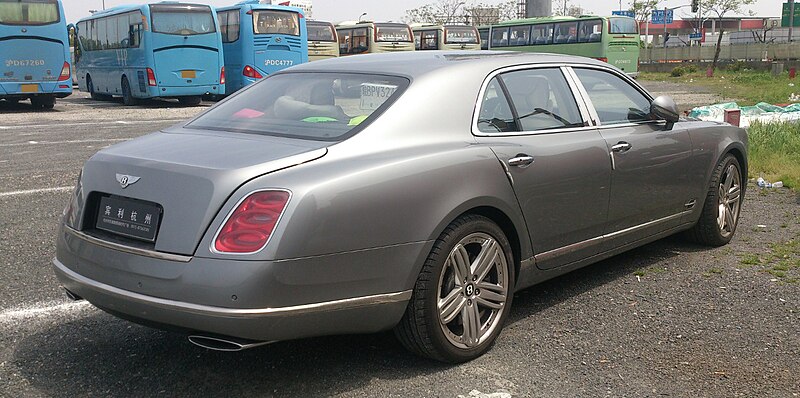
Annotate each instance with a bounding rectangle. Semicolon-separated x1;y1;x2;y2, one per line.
150;4;215;36
307;21;335;41
187;73;409;141
444;26;478;44
478;28;489;49
0;0;59;25
573;68;652;125
501;68;583;131
375;24;411;42
253;10;299;36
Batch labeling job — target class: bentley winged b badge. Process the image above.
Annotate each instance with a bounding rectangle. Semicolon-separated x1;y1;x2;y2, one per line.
116;173;141;189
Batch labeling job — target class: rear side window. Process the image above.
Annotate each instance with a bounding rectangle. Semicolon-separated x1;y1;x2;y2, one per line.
573;68;652;125
187;73;409;141
0;0;59;25
477;68;584;133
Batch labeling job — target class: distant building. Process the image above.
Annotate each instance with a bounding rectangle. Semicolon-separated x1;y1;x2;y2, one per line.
526;0;551;18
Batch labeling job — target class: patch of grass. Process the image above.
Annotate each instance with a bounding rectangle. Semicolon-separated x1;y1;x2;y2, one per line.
634;270;646;277
740;253;761;265
709;267;723;274
747;121;800;189
639;70;798;106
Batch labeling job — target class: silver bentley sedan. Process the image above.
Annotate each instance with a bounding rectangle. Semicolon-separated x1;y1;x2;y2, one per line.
54;51;747;363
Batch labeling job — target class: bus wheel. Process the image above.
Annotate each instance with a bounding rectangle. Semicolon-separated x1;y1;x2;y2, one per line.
31;96;56;110
121;77;138;106
178;96;202;106
87;76;108;101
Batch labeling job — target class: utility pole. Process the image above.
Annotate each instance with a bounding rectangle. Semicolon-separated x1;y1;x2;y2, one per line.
790;0;795;42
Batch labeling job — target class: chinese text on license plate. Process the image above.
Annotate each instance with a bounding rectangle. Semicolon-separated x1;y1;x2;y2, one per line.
95;196;161;242
360;83;397;110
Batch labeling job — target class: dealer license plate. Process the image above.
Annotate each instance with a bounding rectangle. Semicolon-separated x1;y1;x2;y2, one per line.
95;196;161;242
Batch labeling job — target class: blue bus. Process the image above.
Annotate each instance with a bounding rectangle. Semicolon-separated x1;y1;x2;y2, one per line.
74;2;225;106
0;0;72;109
216;1;307;95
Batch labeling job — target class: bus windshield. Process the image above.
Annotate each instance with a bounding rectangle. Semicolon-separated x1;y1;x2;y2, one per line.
307;22;335;41
376;24;411;42
445;26;478;44
254;10;299;36
150;4;215;36
609;17;638;34
0;0;59;25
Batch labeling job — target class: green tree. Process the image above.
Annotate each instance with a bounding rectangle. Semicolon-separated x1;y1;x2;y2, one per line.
630;0;660;25
404;0;519;26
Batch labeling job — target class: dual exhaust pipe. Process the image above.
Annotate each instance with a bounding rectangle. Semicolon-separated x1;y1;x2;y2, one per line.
64;287;269;352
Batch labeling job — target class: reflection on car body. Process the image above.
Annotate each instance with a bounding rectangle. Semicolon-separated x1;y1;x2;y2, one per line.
53;51;747;363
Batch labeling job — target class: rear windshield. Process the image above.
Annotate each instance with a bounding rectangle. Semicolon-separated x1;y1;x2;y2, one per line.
0;0;59;26
150;4;215;35
609;17;638;34
307;21;335;41
254;10;299;36
187;73;409;141
445;26;478;44
376;24;411;42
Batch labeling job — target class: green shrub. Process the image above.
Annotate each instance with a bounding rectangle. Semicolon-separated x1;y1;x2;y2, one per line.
684;64;698;73
727;61;749;72
670;66;685;77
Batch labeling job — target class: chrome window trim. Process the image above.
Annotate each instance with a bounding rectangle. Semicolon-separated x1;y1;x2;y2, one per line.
55;259;412;318
64;226;193;263
471;62;594;137
533;210;690;264
209;188;293;256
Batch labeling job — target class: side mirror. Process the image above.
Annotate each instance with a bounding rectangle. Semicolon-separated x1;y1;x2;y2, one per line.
651;95;680;129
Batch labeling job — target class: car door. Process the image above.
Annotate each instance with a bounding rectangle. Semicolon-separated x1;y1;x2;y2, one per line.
473;66;612;270
569;67;694;249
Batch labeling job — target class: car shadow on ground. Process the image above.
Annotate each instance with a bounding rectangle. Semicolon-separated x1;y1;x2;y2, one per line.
0;100;62;113
11;236;710;397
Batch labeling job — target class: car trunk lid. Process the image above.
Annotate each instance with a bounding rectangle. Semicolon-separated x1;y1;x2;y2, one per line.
77;128;327;255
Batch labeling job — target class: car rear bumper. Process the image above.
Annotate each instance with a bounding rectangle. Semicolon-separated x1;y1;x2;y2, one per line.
53;224;422;342
0;81;72;97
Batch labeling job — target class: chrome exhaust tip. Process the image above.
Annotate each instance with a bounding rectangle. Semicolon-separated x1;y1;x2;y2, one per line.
64;288;83;301
188;335;272;352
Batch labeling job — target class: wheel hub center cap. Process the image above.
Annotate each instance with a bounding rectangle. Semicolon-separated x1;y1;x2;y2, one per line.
464;283;476;297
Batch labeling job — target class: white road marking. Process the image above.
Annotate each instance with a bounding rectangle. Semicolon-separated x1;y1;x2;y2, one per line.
0;119;186;130
0;138;129;148
0;300;93;326
0;186;73;197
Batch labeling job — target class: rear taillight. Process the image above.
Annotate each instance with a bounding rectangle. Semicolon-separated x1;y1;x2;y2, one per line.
213;191;290;254
243;65;263;79
146;67;157;86
220;67;225;85
58;62;70;81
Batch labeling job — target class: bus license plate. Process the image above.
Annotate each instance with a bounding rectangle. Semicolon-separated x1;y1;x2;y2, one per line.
21;84;38;93
181;70;196;79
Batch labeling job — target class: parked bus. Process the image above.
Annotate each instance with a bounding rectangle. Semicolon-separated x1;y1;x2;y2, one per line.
336;21;414;55
0;0;72;109
217;1;307;95
411;24;481;51
479;15;640;76
307;20;338;61
74;2;225;106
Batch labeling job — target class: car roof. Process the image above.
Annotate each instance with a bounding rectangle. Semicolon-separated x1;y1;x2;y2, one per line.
286;51;610;79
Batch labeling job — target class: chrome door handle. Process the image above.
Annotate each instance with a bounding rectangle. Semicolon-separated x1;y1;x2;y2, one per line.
508;155;534;168
611;142;632;153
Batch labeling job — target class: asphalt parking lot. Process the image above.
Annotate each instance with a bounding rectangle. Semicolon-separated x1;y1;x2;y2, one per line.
1;88;798;397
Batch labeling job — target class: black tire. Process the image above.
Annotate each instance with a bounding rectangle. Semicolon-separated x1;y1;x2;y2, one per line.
178;96;202;106
30;95;55;109
121;77;138;106
394;214;515;363
685;154;744;246
87;75;100;100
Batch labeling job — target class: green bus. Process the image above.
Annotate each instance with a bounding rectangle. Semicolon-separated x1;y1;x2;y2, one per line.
479;15;640;76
